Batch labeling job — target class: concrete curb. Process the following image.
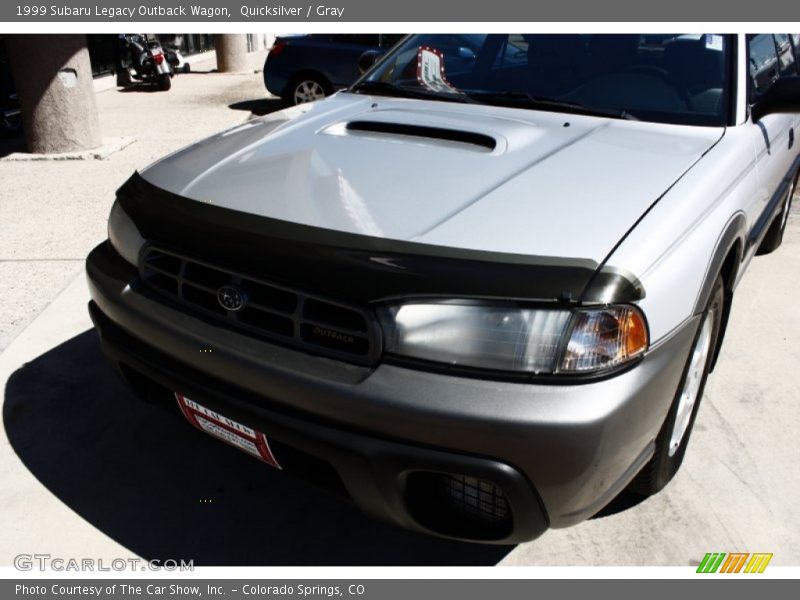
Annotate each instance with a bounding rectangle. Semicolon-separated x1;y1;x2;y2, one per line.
0;136;136;161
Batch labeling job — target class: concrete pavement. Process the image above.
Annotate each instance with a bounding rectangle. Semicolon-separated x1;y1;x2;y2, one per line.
1;59;798;565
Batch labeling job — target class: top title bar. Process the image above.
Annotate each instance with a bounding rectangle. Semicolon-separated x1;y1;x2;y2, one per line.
0;0;798;22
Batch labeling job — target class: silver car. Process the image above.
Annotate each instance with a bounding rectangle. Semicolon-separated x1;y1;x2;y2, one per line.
86;34;800;543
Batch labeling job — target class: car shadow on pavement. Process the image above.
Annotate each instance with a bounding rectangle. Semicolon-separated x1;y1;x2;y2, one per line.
590;489;647;519
228;98;285;116
3;330;513;566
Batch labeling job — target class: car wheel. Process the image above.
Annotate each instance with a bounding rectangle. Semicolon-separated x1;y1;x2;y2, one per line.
287;75;330;105
757;172;796;255
1;113;22;137
630;275;724;496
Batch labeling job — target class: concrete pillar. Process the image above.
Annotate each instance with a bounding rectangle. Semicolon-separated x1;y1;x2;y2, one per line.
6;34;101;154
214;34;249;73
252;34;274;52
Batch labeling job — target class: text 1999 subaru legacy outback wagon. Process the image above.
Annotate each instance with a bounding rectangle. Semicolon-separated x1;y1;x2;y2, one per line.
86;34;800;543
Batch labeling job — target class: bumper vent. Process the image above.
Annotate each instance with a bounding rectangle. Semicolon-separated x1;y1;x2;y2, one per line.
139;246;382;365
405;471;513;540
441;474;510;524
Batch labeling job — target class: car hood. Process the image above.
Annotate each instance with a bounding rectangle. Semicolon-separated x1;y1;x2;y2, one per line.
141;93;723;263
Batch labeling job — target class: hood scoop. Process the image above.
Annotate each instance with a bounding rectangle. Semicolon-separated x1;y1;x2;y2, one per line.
345;120;497;152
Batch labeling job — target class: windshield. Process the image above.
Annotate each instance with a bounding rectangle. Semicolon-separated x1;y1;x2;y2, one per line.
353;34;732;126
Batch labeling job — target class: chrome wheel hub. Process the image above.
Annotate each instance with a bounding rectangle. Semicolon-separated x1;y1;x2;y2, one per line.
294;80;326;104
669;309;714;457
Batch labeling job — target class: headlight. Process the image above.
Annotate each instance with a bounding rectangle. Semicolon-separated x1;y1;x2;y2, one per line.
108;200;145;266
377;301;648;375
559;306;648;372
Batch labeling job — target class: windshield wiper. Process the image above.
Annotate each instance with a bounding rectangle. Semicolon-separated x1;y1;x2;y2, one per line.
349;80;476;104
465;91;638;120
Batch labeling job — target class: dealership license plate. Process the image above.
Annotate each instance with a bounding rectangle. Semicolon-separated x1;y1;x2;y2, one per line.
175;393;281;469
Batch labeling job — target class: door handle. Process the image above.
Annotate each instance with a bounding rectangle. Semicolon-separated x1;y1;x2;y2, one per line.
790;128;795;150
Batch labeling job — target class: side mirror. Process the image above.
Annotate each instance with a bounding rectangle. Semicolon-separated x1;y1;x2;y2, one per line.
358;49;383;74
751;76;800;122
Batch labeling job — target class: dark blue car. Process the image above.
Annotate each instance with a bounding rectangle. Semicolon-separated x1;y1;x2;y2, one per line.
263;34;406;104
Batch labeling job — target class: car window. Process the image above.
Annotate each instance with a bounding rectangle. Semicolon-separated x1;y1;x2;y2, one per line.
493;35;529;69
372;34;486;84
773;34;797;77
748;34;781;99
358;34;731;126
379;34;406;48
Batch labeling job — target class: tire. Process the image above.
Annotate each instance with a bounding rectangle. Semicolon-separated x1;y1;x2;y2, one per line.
182;63;191;74
1;114;22;138
629;276;724;496
757;173;797;255
284;74;331;105
157;73;172;91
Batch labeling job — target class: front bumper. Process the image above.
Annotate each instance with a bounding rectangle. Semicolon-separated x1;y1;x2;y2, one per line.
86;242;698;543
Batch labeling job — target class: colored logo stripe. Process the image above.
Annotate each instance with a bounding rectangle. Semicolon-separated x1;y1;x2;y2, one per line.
744;553;773;573
697;553;726;573
697;552;773;573
720;553;749;573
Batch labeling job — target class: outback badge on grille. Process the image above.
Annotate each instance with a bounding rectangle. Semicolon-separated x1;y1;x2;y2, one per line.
312;326;355;345
217;285;246;312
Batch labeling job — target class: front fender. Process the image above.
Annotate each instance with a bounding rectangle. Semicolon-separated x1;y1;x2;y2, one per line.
693;211;747;315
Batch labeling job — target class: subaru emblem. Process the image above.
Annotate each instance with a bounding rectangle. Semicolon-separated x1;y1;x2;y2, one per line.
217;285;246;312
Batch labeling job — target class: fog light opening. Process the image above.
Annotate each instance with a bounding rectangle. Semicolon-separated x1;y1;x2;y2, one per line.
404;471;513;541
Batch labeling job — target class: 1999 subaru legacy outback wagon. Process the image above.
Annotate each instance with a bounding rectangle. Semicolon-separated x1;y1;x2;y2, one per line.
86;34;800;543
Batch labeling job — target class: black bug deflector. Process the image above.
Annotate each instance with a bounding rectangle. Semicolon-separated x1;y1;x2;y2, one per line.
117;172;643;304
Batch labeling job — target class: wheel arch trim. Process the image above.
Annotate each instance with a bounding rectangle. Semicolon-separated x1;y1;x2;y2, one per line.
692;212;747;317
288;69;332;88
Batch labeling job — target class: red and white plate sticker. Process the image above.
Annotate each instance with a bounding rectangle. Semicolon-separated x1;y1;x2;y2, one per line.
175;393;281;469
416;46;459;94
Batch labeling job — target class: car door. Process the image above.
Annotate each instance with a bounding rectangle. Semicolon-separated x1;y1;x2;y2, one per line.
792;34;800;131
747;34;798;234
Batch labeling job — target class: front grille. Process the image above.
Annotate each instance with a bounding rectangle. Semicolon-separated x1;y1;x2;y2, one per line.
139;246;382;365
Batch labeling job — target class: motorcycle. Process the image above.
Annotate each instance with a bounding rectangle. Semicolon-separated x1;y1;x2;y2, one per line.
1;91;21;138
165;47;191;74
118;34;173;91
0;38;21;137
